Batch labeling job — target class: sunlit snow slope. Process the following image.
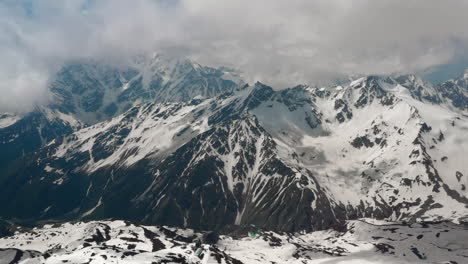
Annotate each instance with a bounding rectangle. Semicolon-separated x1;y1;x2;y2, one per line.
0;219;467;264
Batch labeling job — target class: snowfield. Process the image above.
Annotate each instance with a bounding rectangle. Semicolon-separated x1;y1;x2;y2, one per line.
0;219;467;264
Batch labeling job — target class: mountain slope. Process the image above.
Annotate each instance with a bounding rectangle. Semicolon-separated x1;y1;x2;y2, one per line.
297;76;468;223
0;86;346;231
0;108;82;171
1;76;467;232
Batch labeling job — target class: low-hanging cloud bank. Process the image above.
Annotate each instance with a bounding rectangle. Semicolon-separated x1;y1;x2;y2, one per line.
1;0;468;112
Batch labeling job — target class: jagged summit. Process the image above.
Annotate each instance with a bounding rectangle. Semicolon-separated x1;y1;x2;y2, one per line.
50;53;244;125
337;74;468;112
393;74;442;103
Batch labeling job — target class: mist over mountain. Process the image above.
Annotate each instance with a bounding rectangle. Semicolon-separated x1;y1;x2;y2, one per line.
3;0;468;112
0;53;467;263
1;1;468;263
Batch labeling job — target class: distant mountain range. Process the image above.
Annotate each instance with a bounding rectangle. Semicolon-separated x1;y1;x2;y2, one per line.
0;54;467;233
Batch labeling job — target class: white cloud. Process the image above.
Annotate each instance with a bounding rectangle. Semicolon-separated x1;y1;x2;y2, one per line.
1;0;468;111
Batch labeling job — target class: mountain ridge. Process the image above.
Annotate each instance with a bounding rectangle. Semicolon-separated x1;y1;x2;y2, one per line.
1;70;467;232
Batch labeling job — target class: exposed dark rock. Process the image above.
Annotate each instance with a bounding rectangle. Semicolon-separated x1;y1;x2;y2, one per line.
351;136;375;149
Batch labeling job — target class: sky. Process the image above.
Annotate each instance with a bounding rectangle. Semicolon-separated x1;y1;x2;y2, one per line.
1;0;468;112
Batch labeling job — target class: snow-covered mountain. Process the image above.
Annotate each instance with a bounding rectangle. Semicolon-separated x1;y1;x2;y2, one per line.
1;219;467;264
49;54;243;125
436;69;468;111
0;54;243;172
1;70;467;234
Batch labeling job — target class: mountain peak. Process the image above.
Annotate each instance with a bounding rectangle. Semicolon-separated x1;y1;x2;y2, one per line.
395;74;430;90
348;75;395;89
241;82;275;109
48;54;244;125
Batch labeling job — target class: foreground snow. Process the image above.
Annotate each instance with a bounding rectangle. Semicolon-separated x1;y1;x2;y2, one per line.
0;219;467;264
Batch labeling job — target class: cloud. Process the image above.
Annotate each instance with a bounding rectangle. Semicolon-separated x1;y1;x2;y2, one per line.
1;0;468;112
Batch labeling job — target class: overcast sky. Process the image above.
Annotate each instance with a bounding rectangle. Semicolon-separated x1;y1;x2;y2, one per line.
2;0;468;112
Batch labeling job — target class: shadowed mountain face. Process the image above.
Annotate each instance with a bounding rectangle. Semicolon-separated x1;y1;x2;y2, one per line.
0;109;82;172
0;57;468;232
